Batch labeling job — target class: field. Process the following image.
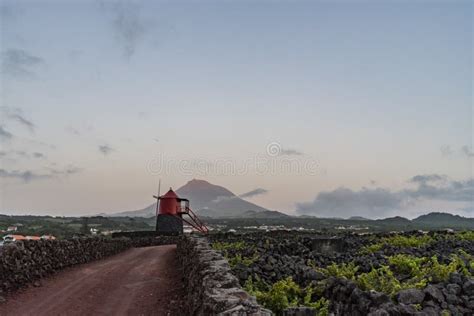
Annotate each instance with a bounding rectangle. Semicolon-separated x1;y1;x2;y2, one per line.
0;215;154;239
210;231;474;315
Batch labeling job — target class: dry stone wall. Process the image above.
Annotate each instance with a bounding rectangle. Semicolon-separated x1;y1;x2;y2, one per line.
177;236;272;316
0;238;131;296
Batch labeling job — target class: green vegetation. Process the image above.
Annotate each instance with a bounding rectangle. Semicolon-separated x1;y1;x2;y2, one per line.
212;241;259;268
205;212;474;232
388;254;426;277
227;253;259;268
357;265;402;295
427;253;472;283
244;277;329;315
212;241;248;251
213;230;473;314
361;231;474;254
451;230;474;241
361;234;435;253
0;215;154;239
312;261;359;280
312;250;473;297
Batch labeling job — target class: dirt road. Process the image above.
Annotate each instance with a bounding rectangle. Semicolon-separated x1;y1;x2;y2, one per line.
0;245;182;316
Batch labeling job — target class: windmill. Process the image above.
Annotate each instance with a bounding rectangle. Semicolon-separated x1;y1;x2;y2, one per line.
153;182;208;234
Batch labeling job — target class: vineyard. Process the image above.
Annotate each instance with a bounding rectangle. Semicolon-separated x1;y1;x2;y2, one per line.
210;231;474;315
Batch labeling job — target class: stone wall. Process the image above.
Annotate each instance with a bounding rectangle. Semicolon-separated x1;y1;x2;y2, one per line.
0;236;182;298
176;236;272;316
324;276;474;316
0;238;131;295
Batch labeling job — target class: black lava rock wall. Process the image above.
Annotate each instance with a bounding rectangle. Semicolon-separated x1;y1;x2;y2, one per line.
176;236;272;316
0;238;132;296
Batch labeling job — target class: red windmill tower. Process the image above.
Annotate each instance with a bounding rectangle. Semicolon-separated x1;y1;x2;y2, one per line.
153;186;208;234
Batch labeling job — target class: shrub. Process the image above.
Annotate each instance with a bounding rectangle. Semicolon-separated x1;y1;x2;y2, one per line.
305;296;329;316
454;231;474;241
245;277;330;315
227;252;259;268
212;241;248;251
356;265;402;296
388;254;426;278
212;241;258;268
317;262;359;280
429;255;460;283
361;234;434;253
245;277;300;314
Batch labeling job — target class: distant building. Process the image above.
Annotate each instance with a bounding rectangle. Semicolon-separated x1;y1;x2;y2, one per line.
40;235;56;240
100;230;121;236
90;228;99;235
6;226;17;232
3;234;27;242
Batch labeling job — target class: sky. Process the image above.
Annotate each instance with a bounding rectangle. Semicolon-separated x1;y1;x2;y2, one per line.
0;0;472;219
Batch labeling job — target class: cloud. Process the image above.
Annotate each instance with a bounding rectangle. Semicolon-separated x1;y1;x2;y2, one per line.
99;145;114;155
212;195;235;203
101;1;146;59
49;165;82;175
0;169;52;182
65;126;80;135
440;145;473;159
405;178;474;202
280;149;304;156
409;174;446;184
0;125;13;141
14;150;28;157
0;165;82;183
212;189;269;203
32;152;45;158
461;145;474;158
440;145;453;157
239;188;268;199
1;48;43;78
1;106;35;132
297;174;474;218
297;187;406;218
0;150;46;160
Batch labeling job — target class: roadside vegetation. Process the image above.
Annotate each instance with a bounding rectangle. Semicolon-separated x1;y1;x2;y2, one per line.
315;250;472;295
212;241;259;268
244;276;329;315
211;231;474;315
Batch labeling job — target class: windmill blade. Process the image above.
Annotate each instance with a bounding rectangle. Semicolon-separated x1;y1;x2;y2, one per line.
155;179;161;216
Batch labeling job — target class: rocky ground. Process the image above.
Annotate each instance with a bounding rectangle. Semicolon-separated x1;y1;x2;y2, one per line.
210;231;474;315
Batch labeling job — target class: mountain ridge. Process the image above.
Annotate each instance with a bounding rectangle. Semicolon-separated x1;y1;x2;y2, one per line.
109;179;282;218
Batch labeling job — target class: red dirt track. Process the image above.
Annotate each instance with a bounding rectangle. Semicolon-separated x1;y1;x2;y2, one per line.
0;245;182;316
